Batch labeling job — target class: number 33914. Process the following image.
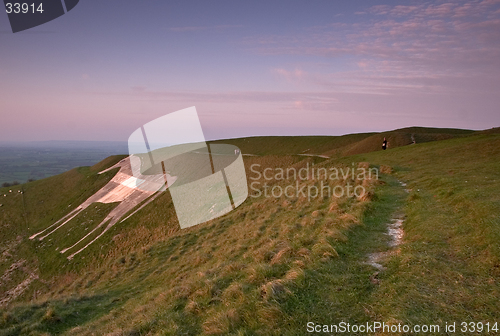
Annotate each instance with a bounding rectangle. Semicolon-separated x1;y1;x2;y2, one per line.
5;3;44;14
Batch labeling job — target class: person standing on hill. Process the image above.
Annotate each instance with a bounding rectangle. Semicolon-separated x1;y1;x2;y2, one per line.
382;137;388;150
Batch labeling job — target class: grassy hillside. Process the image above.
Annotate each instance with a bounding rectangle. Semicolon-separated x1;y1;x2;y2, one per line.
0;155;128;298
349;133;500;327
209;126;474;157
210;133;374;156
1;152;383;335
0;128;499;335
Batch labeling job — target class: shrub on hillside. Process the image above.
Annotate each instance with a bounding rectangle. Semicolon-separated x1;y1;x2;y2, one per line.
1;181;20;188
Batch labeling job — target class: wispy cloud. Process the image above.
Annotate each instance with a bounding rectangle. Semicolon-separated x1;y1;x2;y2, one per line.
169;25;242;32
109;88;335;104
95;88;341;116
272;68;306;81
245;0;500;95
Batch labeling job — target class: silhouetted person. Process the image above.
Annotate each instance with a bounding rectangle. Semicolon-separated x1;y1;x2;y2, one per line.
382;137;388;150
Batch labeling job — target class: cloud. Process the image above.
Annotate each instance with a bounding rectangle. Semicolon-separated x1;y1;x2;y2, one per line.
131;86;146;92
120;89;335;103
244;0;500;95
273;68;306;81
357;61;368;69
390;5;420;16
370;5;391;15
169;25;242;32
423;3;455;16
95;88;340;115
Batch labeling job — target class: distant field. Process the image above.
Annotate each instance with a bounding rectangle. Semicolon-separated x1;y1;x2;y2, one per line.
0;141;127;185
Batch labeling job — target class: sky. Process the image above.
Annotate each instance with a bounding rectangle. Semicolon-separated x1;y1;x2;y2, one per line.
1;0;499;142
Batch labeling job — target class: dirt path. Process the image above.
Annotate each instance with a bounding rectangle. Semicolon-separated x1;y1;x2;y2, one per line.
365;180;408;276
296;153;330;159
366;215;405;271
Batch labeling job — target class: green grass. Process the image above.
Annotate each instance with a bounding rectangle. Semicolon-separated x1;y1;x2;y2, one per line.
0;291;128;336
1;129;499;335
209;126;474;157
1;153;386;334
0;162;406;335
353;133;500;327
0;156;127;301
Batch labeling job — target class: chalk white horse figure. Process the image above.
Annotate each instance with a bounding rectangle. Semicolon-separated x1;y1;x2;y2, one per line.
30;107;247;260
29;156;176;260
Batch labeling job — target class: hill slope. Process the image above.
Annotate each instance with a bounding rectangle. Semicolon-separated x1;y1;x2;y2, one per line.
0;128;499;335
209;126;474;157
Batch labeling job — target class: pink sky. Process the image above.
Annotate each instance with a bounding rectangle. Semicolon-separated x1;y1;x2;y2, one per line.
0;0;499;141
